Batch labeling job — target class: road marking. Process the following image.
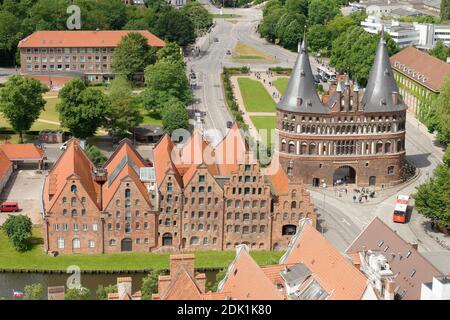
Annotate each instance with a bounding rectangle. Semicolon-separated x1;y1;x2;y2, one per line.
341;218;351;226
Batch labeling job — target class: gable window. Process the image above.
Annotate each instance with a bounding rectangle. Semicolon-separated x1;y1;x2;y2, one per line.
71;185;77;193
199;175;205;182
125;188;131;199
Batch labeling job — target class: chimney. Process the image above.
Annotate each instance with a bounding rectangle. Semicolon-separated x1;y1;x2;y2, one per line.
195;273;207;293
117;277;132;300
392;91;399;105
410;243;418;251
157;275;172;297
170;254;195;278
384;279;396;300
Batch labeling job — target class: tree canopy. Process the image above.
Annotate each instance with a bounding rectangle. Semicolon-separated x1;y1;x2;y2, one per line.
161;97;189;134
2;215;32;252
429;74;450;144
428;40;449;62
330;26;398;86
112;32;157;82
24;284;44;300
0;75;48;143
85;145;108;167
144;59;192;105
180;2;212;34
307;0;340;25
413;159;450;229
105;76;143;141
57;79;109;139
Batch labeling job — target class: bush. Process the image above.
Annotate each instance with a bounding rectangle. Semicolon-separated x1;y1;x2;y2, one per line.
65;287;91;300
96;284;117;300
24;284;44;300
2;215;32;252
141;270;165;300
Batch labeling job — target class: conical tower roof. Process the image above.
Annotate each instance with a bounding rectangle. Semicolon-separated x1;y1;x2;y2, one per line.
362;27;406;112
277;33;329;114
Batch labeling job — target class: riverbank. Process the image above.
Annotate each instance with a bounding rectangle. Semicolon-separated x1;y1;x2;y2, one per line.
0;228;283;271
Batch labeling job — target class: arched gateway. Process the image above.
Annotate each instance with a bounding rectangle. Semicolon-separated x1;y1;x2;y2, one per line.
333;166;356;184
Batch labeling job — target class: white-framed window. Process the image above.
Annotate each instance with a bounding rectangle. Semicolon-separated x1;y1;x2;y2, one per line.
73;223;78;232
92;224;98;232
72;238;81;249
82;224;88;232
57;237;65;249
62;223;68;231
54;224;59;231
109;239;116;246
88;240;95;248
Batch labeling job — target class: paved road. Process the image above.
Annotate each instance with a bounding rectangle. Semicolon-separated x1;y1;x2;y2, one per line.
189;1;448;253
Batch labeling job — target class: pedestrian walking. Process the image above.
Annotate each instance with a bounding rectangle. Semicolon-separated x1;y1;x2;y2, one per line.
345;188;348;195
431;221;435;230
353;195;356;203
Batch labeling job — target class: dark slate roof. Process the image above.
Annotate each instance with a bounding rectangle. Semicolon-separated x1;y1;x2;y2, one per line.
277;33;329;114
362;28;406;113
281;263;312;287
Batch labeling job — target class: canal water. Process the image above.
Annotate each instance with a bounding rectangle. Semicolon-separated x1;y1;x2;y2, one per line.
0;270;218;300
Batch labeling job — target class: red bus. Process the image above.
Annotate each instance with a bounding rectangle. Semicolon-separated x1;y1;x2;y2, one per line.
393;195;409;223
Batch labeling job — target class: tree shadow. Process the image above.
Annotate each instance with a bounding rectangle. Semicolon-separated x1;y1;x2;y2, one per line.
405;153;432;169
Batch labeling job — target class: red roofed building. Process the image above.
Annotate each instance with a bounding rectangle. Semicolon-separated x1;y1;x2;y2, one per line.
153;254;230;300
0;142;45;169
17;30;165;84
0;150;13;195
42;124;317;254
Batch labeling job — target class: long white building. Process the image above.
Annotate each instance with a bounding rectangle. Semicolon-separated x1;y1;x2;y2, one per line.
361;15;450;49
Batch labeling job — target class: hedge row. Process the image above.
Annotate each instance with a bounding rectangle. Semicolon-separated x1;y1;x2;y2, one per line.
221;67;249;130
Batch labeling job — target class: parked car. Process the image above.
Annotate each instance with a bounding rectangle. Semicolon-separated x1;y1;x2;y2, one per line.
226;50;231;55
226;121;233;128
214;37;219;42
60;142;68;150
313;74;321;84
0;202;19;212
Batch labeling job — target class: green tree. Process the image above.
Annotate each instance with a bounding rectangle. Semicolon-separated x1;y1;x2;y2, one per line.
96;284;117;300
105;76;143;141
327;15;357;41
307;24;332;53
429;40;449;62
140;87;174;111
156;41;183;64
153;7;196;47
285;0;308;16
180;1;212;34
431;74;450;144
2;215;32;252
85;145;108;167
24;284;44;300
0;75;48;143
161;98;189;134
22;0;69;32
141;270;164;300
413;164;450;229
65;287;91;300
282;19;305;51
308;0;340;25
0;10;22;64
259;7;286;43
144;60;192;105
57;79;109;139
112;32;157;82
441;0;450;21
330;26;398;86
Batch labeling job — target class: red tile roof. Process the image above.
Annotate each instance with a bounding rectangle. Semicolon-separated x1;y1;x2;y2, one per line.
0;143;44;161
346;216;443;300
390;47;450;92
18;30;165;48
43;139;100;212
102;139;152;209
282;221;369;300
215;122;249;176
0;149;12;182
218;245;283;300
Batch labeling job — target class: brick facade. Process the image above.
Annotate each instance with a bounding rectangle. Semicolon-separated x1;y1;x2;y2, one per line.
43;131;317;255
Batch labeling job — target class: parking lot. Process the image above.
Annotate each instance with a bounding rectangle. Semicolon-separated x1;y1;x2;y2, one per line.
0;169;46;226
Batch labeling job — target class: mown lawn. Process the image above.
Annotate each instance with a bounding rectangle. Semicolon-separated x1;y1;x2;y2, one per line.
232;42;277;63
250;116;276;147
237;78;276;113
273;77;289;95
0;97;62;132
0;228;283;271
140;108;163;126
